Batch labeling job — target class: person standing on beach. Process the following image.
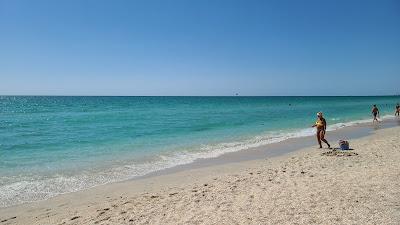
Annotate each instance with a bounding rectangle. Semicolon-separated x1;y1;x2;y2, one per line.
372;105;380;122
395;103;400;117
312;112;331;149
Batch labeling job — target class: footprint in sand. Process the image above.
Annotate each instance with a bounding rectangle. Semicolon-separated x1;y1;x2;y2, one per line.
70;216;80;221
0;216;17;223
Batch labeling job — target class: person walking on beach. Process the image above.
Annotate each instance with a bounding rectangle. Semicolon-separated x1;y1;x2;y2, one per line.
372;105;380;123
395;103;400;117
312;112;331;149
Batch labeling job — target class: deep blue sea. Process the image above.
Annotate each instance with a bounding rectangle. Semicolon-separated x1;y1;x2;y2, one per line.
0;96;399;207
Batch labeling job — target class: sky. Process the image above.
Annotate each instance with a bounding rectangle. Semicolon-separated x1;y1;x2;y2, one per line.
0;0;399;96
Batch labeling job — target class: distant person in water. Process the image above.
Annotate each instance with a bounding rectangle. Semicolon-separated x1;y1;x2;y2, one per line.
372;105;380;123
395;103;400;117
312;112;331;149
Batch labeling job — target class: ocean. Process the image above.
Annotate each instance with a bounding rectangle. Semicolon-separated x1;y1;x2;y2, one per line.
0;96;399;207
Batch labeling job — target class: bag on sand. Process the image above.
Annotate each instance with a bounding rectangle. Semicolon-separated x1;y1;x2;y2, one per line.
339;140;350;150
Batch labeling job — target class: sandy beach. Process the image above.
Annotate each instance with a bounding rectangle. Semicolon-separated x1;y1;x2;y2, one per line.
2;0;399;223
1;125;400;225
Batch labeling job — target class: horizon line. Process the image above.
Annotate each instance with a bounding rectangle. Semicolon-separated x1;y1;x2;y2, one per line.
1;94;399;97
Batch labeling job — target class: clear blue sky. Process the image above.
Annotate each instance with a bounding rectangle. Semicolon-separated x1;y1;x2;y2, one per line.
1;0;399;96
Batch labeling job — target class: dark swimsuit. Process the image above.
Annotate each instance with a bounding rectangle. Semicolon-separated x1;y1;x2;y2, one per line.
373;108;378;117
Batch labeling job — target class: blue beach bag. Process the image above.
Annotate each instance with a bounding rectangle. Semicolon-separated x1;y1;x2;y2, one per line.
339;140;350;150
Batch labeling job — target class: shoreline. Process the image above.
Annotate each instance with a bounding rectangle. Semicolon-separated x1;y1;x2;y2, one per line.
0;117;399;210
141;116;399;179
0;118;399;224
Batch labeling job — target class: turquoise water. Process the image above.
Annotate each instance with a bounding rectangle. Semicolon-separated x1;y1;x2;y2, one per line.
0;96;399;207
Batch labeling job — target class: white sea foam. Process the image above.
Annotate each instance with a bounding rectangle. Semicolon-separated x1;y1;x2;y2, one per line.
0;115;397;208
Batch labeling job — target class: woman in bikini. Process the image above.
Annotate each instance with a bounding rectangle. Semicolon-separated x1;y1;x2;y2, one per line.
312;112;331;149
